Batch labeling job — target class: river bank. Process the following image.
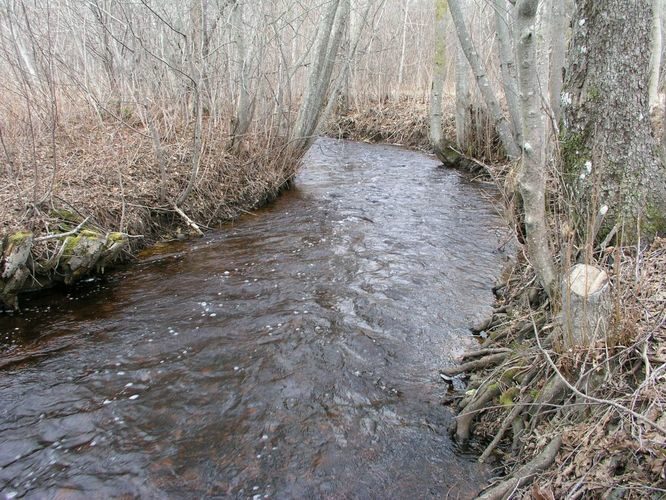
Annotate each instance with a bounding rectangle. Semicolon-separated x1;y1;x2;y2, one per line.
2;99;664;497
0;121;298;309
0;138;505;498
330;100;666;498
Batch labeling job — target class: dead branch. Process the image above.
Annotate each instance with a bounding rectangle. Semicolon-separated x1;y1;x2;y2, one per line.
477;436;562;500
34;216;91;242
173;205;204;237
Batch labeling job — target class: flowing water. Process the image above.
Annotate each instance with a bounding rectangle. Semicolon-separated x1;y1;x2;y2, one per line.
0;138;511;499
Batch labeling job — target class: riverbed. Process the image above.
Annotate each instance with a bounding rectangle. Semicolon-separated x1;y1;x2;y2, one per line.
0;138;510;498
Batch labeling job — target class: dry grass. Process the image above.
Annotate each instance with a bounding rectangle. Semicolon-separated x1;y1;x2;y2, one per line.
326;97;433;151
456;238;666;499
0;117;298;262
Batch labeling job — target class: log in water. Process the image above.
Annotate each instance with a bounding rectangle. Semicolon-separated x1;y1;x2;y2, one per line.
0;138;511;498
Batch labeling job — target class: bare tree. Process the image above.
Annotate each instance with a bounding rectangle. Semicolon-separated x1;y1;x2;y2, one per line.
515;0;555;297
448;0;520;159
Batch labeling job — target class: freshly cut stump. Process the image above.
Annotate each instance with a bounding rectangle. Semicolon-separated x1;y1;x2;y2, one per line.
561;264;610;349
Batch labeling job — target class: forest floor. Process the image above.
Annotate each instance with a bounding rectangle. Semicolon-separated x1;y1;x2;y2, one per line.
329;99;666;499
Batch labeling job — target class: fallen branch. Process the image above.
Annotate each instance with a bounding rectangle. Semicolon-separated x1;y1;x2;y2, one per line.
173;205;204;237
441;352;509;377
477;435;562;500
34;216;91;242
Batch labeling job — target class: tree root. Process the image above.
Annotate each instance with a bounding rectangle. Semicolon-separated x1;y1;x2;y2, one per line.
528;374;567;429
479;395;531;463
462;347;511;361
456;382;502;444
477;436;562;500
441;352;509;377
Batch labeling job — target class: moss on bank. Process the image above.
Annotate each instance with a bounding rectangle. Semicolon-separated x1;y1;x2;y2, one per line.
0;120;298;308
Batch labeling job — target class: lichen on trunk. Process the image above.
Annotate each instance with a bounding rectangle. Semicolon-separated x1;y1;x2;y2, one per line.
562;0;666;242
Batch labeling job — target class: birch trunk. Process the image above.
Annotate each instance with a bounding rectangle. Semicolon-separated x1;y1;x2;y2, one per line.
449;0;520;159
516;0;556;297
494;0;522;146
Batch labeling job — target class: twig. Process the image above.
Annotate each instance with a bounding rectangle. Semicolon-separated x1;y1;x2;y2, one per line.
173;205;204;236
34;216;90;242
531;311;666;436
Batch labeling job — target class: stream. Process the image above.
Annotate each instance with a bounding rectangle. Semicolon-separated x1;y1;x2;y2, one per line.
0;138;510;499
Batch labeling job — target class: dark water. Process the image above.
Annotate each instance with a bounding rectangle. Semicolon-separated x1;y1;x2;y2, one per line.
0;138;510;499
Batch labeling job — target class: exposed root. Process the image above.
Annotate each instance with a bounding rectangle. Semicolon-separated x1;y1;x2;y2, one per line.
441;352;509;377
479;395;530;463
456;382;502;444
478;436;562;500
462;348;512;360
443;238;666;497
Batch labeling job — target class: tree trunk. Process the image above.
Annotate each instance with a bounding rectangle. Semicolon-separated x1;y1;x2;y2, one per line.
397;0;410;91
429;0;447;149
229;1;255;151
516;0;556;297
449;0;520;159
494;0;522;146
650;0;663;111
560;264;610;349
454;4;472;151
562;0;666;240
290;0;347;151
548;0;570;125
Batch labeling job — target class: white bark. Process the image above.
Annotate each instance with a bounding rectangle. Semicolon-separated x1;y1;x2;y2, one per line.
516;0;556;297
449;0;520;159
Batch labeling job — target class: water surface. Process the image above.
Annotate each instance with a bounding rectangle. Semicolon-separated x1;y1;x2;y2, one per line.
0;138;509;498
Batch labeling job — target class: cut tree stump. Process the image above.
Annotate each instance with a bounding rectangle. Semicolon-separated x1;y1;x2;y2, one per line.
560;264;611;349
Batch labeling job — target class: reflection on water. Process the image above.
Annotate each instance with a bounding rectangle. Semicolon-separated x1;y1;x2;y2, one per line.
0;138;509;498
